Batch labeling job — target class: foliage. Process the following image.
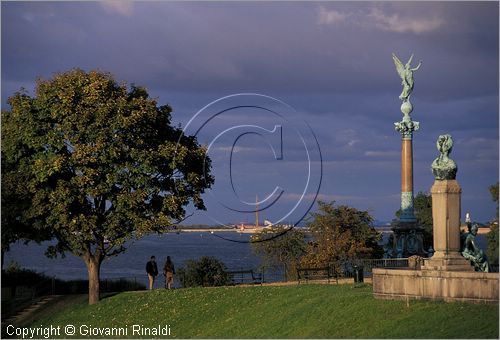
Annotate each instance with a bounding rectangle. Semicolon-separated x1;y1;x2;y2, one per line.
486;223;499;266
250;226;306;279
487;182;499;266
301;201;383;272
30;285;499;339
394;191;433;248
490;181;499;221
2;262;53;287
1;69;213;303
1;124;52;268
178;256;229;288
1;263;145;292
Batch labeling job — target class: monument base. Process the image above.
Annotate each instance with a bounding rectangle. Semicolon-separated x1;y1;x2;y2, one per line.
390;221;428;258
422;253;474;272
372;267;499;303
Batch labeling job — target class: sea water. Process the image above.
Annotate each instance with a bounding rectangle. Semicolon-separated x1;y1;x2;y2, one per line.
3;232;258;281
3;231;489;286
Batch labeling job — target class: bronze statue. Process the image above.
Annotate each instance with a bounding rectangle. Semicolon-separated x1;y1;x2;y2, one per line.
431;134;457;180
392;53;422;102
461;223;490;272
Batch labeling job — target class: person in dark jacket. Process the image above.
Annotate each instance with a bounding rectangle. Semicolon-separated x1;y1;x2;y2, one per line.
146;255;159;290
163;256;175;289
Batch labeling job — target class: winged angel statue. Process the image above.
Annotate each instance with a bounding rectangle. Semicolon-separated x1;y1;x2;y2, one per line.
392;53;422;102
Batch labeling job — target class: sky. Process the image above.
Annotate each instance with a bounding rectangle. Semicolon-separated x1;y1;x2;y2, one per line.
2;1;499;226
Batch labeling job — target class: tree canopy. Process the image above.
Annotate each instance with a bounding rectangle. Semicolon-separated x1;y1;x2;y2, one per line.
251;226;306;279
1;69;213;303
300;201;383;270
1;157;51;268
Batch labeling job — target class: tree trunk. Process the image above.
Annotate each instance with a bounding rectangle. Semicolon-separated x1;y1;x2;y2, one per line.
84;255;102;305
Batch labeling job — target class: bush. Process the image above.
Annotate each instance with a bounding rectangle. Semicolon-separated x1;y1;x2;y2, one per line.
178;256;229;288
486;223;499;266
2;262;145;294
2;262;52;287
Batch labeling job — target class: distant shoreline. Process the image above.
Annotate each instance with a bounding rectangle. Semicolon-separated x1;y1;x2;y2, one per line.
178;228;240;233
177;228;297;234
177;226;492;235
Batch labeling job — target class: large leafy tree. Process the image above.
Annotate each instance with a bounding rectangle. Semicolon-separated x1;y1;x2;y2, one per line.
301;201;382;272
1;69;213;304
250;226;306;280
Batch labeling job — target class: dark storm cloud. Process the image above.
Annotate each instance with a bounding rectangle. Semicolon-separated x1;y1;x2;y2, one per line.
2;2;498;97
1;1;498;223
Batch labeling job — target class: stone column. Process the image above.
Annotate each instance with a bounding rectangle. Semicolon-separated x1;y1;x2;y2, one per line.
399;122;416;223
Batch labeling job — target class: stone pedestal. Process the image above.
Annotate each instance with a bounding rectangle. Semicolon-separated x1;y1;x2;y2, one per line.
391;222;427;258
422;180;473;271
373;268;498;303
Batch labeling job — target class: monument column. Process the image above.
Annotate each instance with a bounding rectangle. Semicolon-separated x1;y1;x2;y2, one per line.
389;53;426;258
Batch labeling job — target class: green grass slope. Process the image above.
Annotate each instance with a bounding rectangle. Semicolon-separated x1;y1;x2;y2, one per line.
28;285;498;338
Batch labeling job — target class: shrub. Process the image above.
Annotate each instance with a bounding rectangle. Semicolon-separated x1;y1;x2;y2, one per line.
2;263;145;294
486;223;499;266
178;256;229;287
2;262;52;287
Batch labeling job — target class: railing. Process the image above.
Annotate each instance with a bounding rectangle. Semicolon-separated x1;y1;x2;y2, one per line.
233;259;412;284
226;269;263;285
52;276;146;294
361;258;409;273
100;277;145;292
31;277;55;299
297;267;334;284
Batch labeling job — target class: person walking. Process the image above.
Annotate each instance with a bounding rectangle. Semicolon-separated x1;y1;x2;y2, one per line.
146;255;159;290
163;256;175;289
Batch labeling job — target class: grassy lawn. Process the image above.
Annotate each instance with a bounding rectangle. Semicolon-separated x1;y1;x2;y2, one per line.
18;284;499;338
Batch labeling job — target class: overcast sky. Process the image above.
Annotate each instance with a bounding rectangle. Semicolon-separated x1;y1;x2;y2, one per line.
2;1;498;225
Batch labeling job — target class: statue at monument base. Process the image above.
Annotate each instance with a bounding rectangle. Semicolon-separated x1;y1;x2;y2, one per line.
461;223;490;272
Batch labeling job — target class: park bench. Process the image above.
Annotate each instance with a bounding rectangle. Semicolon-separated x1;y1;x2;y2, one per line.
227;269;263;285
297;267;337;284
